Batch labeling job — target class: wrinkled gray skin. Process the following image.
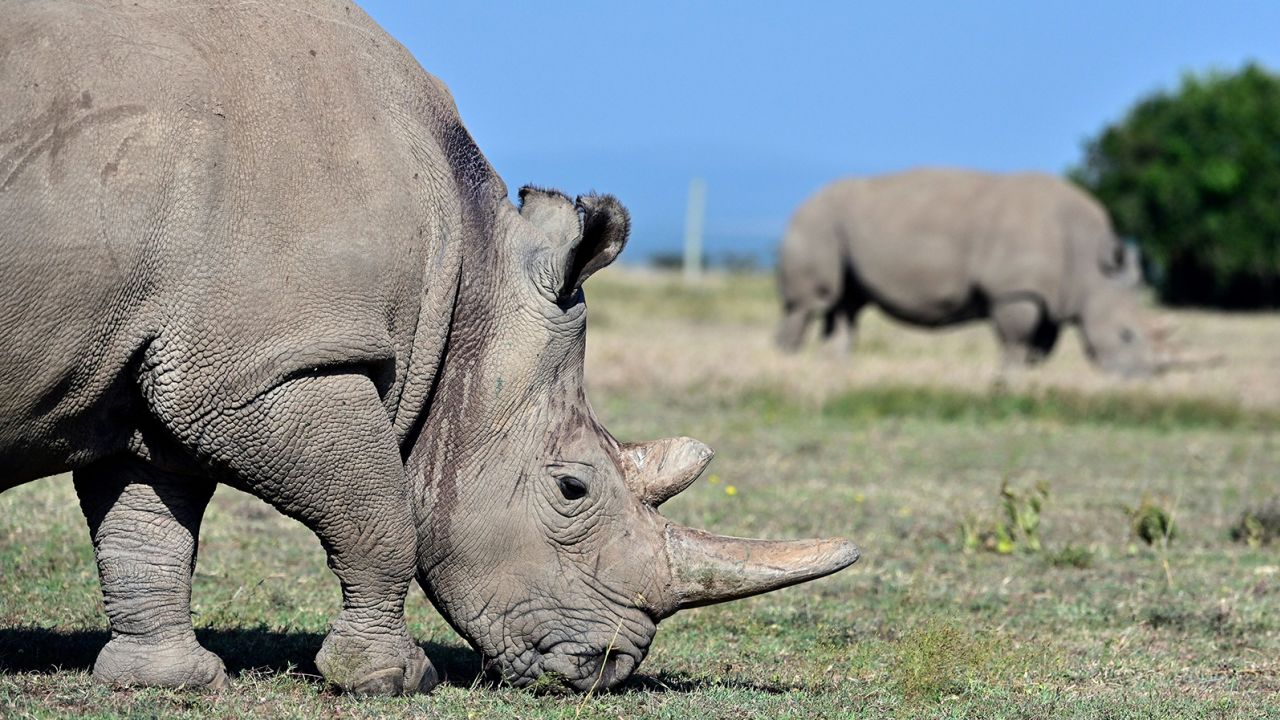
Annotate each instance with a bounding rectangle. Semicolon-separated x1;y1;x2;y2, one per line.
777;168;1160;377
0;1;859;696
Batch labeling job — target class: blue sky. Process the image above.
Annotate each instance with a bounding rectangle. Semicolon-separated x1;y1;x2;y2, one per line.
359;1;1280;263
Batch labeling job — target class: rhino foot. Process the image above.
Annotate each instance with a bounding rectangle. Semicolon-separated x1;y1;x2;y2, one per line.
93;635;228;690
315;626;438;696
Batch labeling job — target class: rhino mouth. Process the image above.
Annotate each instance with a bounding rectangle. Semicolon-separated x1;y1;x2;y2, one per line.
556;644;637;691
484;637;645;692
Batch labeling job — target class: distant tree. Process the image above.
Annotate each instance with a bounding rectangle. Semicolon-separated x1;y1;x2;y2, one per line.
1071;63;1280;308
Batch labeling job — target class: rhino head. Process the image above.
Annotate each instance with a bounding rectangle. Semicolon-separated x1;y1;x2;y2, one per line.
407;187;859;691
1081;245;1195;378
1079;282;1161;377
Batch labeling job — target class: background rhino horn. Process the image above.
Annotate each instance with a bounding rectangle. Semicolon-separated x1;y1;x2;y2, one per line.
662;525;860;614
621;437;714;506
1149;316;1178;343
1156;350;1227;373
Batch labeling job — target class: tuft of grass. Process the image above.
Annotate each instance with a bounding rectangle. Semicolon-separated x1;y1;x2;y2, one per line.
526;671;571;696
1230;501;1280;547
1129;501;1177;546
1046;544;1096;569
959;480;1050;555
890;617;997;703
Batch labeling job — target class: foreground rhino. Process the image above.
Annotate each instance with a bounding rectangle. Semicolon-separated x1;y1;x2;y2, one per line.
777;168;1166;376
0;1;859;695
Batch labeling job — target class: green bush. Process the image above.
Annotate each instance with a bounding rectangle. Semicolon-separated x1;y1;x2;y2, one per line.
1072;63;1280;308
959;480;1050;555
1128;500;1176;546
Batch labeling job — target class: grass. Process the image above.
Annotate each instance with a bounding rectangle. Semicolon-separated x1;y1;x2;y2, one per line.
731;383;1272;430
2;268;1279;718
1230;501;1280;547
890;617;1000;704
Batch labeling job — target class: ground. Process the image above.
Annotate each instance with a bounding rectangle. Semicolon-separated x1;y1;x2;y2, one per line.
2;269;1278;719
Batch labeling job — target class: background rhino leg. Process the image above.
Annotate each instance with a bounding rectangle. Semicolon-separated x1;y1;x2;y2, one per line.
73;458;226;689
820;287;866;357
160;372;436;696
821;307;851;355
991;297;1057;372
776;303;814;352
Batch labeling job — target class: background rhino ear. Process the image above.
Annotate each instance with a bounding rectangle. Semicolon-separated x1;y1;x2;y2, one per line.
1099;239;1143;287
519;187;629;301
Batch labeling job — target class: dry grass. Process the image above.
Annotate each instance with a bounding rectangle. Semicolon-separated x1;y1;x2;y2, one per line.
585;268;1280;411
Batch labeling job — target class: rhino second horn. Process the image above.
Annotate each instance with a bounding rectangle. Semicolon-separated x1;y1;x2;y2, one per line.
621;437;714;506
660;525;860;614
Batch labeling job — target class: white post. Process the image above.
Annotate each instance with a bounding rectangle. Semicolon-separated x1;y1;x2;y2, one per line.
683;177;706;284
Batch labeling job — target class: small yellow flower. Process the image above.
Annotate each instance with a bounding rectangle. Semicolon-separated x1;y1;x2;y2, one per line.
725;485;737;496
708;474;721;484
853;493;866;504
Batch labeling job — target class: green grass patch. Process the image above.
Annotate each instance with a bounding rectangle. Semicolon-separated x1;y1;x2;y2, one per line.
728;383;1271;430
1045;544;1096;569
890;617;999;703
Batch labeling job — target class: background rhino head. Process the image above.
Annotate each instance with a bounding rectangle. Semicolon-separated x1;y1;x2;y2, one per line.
1080;245;1215;378
1080;282;1161;377
406;187;859;691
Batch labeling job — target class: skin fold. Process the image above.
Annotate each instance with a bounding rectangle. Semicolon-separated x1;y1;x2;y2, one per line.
0;0;858;695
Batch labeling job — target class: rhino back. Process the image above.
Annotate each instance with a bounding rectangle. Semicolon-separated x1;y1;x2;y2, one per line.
0;1;481;481
822;172;992;324
821;169;1111;323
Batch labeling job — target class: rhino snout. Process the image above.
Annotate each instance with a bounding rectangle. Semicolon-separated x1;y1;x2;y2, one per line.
487;635;645;692
544;644;638;692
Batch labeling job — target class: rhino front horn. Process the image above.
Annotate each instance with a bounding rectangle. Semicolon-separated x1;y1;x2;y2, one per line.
660;524;860;614
1156;350;1227;373
621;437;714;506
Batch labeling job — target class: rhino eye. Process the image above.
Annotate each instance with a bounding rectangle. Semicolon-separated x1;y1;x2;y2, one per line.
1120;328;1135;343
556;475;589;501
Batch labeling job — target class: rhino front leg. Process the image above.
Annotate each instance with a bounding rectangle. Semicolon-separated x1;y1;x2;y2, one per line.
74;459;227;689
163;372;436;696
776;304;813;352
992;297;1045;372
991;296;1059;374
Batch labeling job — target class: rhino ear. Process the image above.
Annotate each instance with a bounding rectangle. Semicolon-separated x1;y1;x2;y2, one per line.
519;186;579;244
569;193;629;291
518;186;628;302
1099;239;1142;287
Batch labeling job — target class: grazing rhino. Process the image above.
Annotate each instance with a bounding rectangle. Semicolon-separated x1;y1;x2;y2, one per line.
776;168;1165;376
0;0;859;696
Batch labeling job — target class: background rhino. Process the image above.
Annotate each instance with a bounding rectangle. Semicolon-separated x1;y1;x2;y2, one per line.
0;0;858;696
776;168;1164;376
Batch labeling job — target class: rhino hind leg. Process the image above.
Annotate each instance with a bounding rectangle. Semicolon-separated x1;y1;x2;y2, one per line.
74;459;227;690
155;372;436;696
820;289;866;357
